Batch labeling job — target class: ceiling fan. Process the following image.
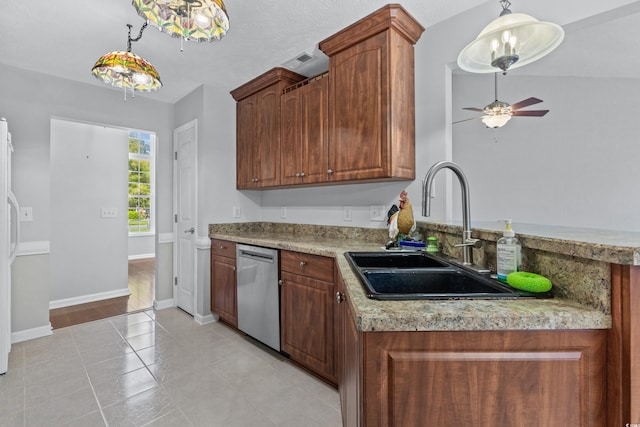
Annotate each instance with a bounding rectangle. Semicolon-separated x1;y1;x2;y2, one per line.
455;73;549;128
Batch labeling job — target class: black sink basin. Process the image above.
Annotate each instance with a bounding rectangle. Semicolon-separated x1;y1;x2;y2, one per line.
348;251;448;269
345;252;553;301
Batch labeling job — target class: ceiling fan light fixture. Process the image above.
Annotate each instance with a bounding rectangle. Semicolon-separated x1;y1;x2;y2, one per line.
457;1;564;74
482;113;512;128
132;0;230;42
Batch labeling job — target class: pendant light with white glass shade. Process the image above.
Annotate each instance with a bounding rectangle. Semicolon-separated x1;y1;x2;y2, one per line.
457;0;564;74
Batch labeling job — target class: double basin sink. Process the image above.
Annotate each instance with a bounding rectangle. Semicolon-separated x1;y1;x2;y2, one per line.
346;251;553;301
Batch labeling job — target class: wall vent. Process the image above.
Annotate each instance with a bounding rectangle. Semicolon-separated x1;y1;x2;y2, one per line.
283;52;317;70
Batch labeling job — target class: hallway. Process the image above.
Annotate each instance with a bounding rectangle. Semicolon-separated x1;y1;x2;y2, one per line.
49;258;155;329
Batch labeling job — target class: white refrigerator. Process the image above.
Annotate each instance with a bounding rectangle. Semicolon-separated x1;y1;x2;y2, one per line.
1;118;20;374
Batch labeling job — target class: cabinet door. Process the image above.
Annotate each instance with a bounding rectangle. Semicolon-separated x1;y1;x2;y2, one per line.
236;95;258;189
255;86;281;187
281;271;336;383
328;32;388;181
280;88;303;186
211;255;237;327
280;76;329;186
300;76;329;184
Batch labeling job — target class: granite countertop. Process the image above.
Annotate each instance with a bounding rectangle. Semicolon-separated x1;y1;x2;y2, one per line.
209;228;611;332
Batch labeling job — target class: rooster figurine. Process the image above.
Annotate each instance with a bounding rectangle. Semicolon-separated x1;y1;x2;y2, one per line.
387;190;416;241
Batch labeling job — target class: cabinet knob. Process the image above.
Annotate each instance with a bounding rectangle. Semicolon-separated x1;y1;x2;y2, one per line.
295;173;300;177
336;292;345;304
278;279;283;286
327;169;333;175
219;245;225;250
233;266;236;271
299;261;306;267
299;172;305;177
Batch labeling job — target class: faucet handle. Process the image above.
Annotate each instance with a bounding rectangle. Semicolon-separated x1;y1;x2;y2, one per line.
455;238;482;249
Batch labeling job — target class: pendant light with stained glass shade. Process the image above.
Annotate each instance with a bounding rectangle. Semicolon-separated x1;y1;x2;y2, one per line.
132;0;229;45
457;0;564;74
91;23;162;100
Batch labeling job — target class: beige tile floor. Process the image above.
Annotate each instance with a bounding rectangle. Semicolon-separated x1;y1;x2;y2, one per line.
0;309;342;427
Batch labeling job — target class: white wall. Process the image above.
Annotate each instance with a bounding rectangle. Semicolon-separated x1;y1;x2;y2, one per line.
0;64;173;336
451;74;640;232
50;119;129;303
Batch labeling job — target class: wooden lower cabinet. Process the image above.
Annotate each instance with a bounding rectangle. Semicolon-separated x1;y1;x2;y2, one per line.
210;239;237;327
280;251;337;384
340;324;606;426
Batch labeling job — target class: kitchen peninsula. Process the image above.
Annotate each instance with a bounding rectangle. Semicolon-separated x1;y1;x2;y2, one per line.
210;221;639;426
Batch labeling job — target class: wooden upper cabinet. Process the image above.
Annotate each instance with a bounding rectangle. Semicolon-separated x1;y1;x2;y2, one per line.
319;4;424;182
280;74;329;186
231;68;305;189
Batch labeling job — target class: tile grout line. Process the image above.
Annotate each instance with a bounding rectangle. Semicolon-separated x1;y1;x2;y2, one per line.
71;326;110;427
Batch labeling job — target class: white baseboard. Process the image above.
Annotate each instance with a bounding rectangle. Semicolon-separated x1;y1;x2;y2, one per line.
128;253;155;260
12;323;53;344
153;298;175;310
194;313;217;325
49;288;131;310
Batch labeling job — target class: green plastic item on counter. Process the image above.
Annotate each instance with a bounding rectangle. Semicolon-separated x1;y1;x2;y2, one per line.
426;236;439;253
506;271;552;293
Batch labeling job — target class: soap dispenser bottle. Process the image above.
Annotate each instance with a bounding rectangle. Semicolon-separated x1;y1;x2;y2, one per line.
497;220;521;282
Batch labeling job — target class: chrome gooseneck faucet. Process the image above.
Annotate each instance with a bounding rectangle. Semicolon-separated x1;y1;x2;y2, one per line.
422;161;480;266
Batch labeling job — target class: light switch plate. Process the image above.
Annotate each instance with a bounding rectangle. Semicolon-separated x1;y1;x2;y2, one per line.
343;206;352;222
233;206;241;218
101;207;118;218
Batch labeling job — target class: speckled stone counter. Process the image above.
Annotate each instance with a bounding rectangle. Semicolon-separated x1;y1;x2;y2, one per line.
209;222;611;332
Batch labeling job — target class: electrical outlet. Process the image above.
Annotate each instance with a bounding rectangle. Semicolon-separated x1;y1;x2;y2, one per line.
101;207;118;218
281;207;287;218
369;205;386;221
343;206;352;222
233;206;241;218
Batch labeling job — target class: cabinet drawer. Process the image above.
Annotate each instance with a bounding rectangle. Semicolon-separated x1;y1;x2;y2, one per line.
211;239;236;259
281;251;333;282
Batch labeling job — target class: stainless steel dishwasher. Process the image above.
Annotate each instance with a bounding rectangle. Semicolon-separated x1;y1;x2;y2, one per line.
236;244;280;351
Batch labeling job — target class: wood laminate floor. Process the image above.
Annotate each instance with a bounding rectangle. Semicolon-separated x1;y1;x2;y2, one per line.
49;258;155;329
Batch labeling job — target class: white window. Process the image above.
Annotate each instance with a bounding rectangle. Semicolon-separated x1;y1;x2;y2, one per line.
128;131;155;235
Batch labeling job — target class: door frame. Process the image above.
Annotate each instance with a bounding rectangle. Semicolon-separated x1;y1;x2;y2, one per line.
172;119;198;312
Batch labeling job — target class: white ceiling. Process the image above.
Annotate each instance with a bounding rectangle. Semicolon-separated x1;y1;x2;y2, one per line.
1;0;639;103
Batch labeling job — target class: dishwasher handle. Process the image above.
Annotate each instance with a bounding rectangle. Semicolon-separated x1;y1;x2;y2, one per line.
238;249;275;263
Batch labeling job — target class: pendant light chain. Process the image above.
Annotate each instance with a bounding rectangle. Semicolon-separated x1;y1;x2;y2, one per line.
127;22;148;53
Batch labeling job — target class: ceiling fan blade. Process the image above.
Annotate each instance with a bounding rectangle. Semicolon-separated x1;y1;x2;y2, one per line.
462;107;485;112
510;97;543;111
512;110;549;117
453;116;482;124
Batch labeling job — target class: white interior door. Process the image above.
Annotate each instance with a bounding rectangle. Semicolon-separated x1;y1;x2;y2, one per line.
174;120;197;314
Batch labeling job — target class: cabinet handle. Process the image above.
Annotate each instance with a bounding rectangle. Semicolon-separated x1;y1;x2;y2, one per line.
299;261;306;267
336;292;345;304
327;169;333;175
